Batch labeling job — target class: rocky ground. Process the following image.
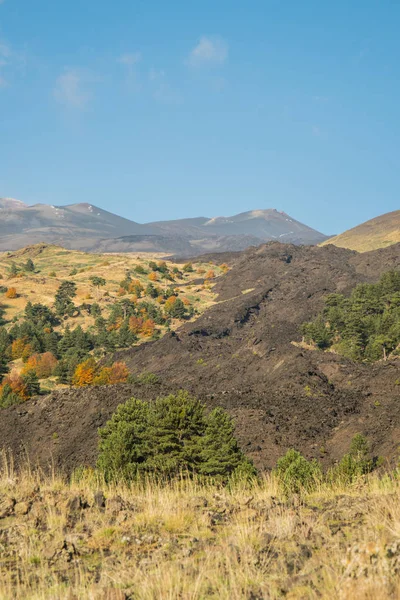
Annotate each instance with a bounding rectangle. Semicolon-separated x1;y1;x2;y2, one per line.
1;463;400;599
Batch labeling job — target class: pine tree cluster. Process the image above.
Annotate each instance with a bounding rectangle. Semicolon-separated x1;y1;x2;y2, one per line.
97;391;256;482
301;270;400;361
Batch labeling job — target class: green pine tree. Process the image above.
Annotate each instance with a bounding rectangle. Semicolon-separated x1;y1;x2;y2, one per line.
0;355;9;381
25;258;35;272
97;398;150;481
21;369;40;397
146;391;206;476
199;408;255;478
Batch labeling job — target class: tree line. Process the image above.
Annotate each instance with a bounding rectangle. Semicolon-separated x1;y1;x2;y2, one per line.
301;271;400;362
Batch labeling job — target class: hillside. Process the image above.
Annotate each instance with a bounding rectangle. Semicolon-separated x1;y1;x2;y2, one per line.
0;244;227;402
321;210;400;252
2;242;400;474
0;243;221;327
0;198;329;254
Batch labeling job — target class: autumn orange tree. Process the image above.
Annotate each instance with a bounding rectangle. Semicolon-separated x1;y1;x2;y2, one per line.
72;358;96;387
93;362;129;385
22;352;58;379
128;316;144;334
74;359;129;387
141;319;155;337
0;370;34;402
6;287;18;299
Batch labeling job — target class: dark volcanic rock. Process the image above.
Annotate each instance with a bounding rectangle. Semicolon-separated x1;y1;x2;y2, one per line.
1;242;400;473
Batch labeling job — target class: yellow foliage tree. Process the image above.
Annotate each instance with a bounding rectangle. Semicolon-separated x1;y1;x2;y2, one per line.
73;358;96;387
11;338;26;360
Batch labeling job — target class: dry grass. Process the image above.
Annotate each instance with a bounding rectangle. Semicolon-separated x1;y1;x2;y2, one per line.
1;454;400;599
0;244;224;326
320;210;400;253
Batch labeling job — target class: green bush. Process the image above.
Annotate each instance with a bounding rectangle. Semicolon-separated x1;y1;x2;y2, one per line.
127;372;160;385
329;434;374;484
275;449;322;493
97;391;255;482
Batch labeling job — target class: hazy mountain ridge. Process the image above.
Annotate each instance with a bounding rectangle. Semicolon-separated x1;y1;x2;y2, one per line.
0;198;328;253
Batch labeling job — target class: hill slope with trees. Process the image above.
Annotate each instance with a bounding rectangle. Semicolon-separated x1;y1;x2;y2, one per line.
2;242;400;474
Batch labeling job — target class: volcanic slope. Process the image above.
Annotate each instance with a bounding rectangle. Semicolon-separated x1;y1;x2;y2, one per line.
321;210;400;252
2;242;400;474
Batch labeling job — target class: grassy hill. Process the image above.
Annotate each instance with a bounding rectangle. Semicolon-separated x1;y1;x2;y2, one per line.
0;244;226;394
321;210;400;252
0;244;222;325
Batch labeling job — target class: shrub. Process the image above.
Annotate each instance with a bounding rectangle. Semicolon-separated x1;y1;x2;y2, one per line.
164;296;186;319
25;259;35;272
128;372;160;385
93;362;129;386
5;287;18;299
275;449;322;493
97;391;254;482
329;434;374;484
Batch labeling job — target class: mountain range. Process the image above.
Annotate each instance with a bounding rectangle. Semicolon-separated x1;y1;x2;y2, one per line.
0;198;328;254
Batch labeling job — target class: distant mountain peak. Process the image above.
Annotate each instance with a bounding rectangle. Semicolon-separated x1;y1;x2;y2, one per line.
0;198;328;254
0;197;28;210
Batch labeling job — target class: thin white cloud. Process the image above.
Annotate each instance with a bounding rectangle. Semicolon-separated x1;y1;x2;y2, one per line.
53;68;95;109
117;52;141;66
187;36;228;68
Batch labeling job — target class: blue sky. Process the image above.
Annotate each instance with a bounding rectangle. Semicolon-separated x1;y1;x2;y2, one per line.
0;0;399;235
